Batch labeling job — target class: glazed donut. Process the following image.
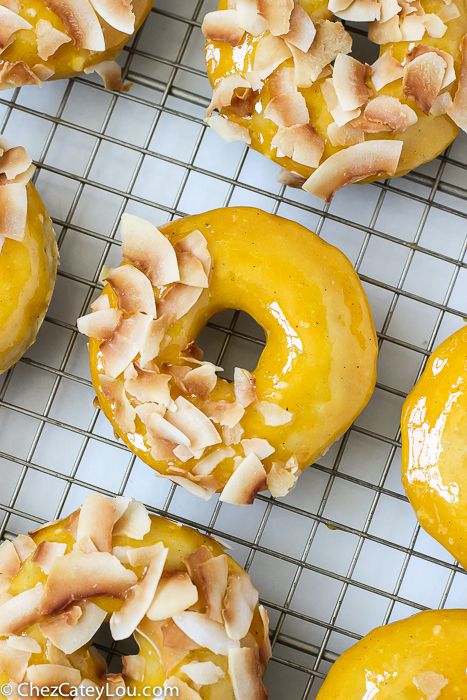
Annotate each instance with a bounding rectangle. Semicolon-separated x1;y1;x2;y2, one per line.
0;0;153;90
0;140;57;373
402;327;467;568
0;495;269;699
77;207;377;503
317;609;467;698
203;0;467;200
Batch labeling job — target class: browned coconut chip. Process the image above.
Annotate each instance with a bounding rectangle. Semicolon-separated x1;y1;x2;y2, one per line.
333;54;371;111
0;640;32;682
424;13;448;37
122;654;145;680
191;554;229;623
114;499;152;540
278;168;306;187
368;15;403;43
0;184;27;241
406;45;455;89
7;635;41;653
223;571;259;640
447;35;467;131
371;50;404;91
267;458;299;497
32;64;55;82
228;647;268;700
192;446;235;477
147;572;199;621
271;124;324;168
402;51;447;113
178;252;209;288
105;265;157;317
12;535;36;562
327;121;364;146
303;140;403;201
27;665;82;687
256;400;293;426
32;542;67;574
360;95;417;132
121;213;180;287
101;313;153;379
164;677;201;700
321;78;362;126
202;400;245;428
430;91;453;115
0;146;32;180
147;412;191;449
220;453;267;505
0;540;21;578
99;375;136;433
175;230;211;276
162;473;219;501
0;61;42;86
113;543;164;568
43;0;105;52
106;674;126;696
380;0;401;22
207;74;253;117
40;552;137;616
258;0;293;35
76;493;116;553
77;309;122;340
0;575;11;605
438;2;461;22
182;363;219;398
252;34;291;81
166;397;222;452
35;19;71;61
139;316;168;367
89;0;135;34
0;6;31;51
288;20;352;88
281;2;316;52
110;544;168;640
181;661;225;686
242;438;275;460
233;367;257;408
84;61;131;92
124;365;171;405
412;671;449;698
234;0;268;35
157;284;203;322
400;13;427;40
0;584;43;636
258;605;272;665
41;602;107;655
332;0;381;21
202;10;246;45
173;611;240;655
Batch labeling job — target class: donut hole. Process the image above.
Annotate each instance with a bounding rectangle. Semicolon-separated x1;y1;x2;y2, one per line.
346;24;380;64
198;310;266;378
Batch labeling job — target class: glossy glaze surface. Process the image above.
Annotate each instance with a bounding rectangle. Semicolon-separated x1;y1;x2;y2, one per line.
0;0;153;83
402;327;467;567
0;512;264;700
0;184;57;373
206;0;466;181
317;609;467;699
90;207;377;490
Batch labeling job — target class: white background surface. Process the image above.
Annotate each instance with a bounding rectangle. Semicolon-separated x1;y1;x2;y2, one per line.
0;1;466;697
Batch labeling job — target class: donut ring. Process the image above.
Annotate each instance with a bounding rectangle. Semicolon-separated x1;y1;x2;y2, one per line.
0;140;57;373
316;609;467;698
402;327;467;568
203;0;467;200
0;495;269;699
78;207;377;503
0;0;153;90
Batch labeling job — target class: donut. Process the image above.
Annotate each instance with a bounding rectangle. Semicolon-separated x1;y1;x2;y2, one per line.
0;140;57;373
0;0;153;90
316;609;467;698
77;206;377;503
202;0;467;200
402;327;467;568
0;495;270;699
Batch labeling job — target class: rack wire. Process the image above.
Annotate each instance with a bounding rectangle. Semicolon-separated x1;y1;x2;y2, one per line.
0;0;466;697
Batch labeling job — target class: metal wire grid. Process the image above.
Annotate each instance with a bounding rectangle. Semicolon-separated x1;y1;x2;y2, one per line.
0;0;466;697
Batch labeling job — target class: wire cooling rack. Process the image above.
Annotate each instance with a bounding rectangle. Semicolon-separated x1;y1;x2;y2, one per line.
0;1;466;697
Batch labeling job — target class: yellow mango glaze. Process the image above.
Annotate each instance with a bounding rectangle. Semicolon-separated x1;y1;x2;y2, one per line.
402;327;467;567
0;0;153;85
0;512;265;700
90;207;377;492
206;0;467;182
317;609;467;699
0;184;57;373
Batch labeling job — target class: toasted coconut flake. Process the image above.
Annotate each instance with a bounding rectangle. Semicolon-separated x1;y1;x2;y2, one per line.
242;438;275;460
447;35;467;131
430;90;453;116
121;213;180;287
12;535;36;562
267;458;299;497
147;572;198;621
106;675;126;696
282;3;316;52
380;0;401;21
406;44;455;90
157;284;203;322
256;401;293;426
333;54;371;111
403;51;447;113
32;542;67;574
228;647;267;700
271;124;324;168
0;640;31;682
220;453;266;505
99;375;136;433
0;6;31;50
162;474;217;501
105;265;156;317
41;552;137;616
110;544;168;641
235;0;268;34
438;2;460;21
258;605;272;665
0;146;31;181
258;0;293;35
253;34;291;80
7;635;41;654
27;664;81;688
368;15;402;43
41;602;107;655
362;95;417;132
234;368;257;408
77;309;121;340
206;114;251;144
400;13;426;40
332;0;380;21
89;0;135;34
327;121;364;146
101;313;152;379
140;316;168;367
76;493;116;553
173;611;240;655
196;555;229;623
0;540;21;578
86;59;133;92
192;446;235;476
207;74;252;116
167;397;221;452
303;140;403;201
412;671;449;699
183;364;219;398
114;500;152;540
122;655;145;681
32;64;55;82
424;13;447;37
202;10;245;45
202;400;245;428
181;661;225;686
264;87;310;127
223;571;259;640
164;678;201;700
113;543;163;568
124;365;171;406
175;231;211;277
0;584;43;636
321;78;361;126
278;169;306;187
177;252;209;288
289;20;352;87
0;184;27;241
371;51;403;91
148;412;191;448
43;0;105;51
0;60;42;86
35;19;71;61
